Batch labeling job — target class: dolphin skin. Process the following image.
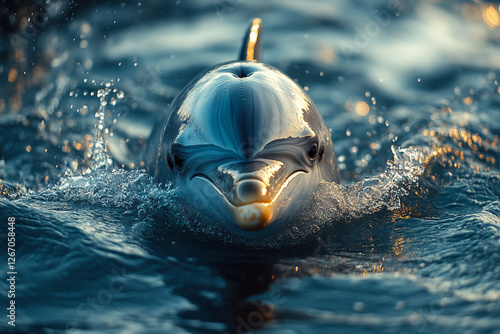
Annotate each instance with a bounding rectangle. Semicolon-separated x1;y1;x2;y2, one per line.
146;18;340;239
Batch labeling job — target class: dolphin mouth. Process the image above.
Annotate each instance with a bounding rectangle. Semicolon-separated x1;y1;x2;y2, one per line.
191;170;306;231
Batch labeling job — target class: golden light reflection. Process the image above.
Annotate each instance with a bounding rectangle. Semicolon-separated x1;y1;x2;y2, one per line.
0;180;24;199
256;161;283;186
8;68;18;83
420;124;498;168
463;2;500;28
482;4;500;28
250;31;258;43
246;18;261;61
355;101;370;116
392;237;405;257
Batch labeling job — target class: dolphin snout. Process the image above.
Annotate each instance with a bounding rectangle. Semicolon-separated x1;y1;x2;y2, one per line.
197;159;305;232
233;179;273;231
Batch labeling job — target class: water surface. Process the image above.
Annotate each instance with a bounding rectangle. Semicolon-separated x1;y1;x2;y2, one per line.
0;0;499;333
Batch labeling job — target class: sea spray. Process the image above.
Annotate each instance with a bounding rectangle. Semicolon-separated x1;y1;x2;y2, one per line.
308;146;426;225
86;83;125;173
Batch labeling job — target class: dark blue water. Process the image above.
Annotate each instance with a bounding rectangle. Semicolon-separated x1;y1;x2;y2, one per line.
1;0;500;333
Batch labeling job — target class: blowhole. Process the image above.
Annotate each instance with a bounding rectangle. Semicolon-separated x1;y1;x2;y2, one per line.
237;71;254;79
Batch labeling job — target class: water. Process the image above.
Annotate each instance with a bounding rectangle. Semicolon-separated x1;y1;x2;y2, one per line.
1;0;500;333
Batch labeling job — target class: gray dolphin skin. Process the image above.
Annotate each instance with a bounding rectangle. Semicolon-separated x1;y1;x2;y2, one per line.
146;18;340;239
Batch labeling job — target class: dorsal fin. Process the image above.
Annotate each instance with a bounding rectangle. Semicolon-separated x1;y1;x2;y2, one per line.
238;18;262;62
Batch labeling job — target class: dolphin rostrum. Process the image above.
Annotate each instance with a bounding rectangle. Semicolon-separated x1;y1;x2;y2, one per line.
146;18;340;239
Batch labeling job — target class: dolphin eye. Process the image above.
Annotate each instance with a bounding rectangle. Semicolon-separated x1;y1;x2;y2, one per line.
173;153;184;169
307;142;318;161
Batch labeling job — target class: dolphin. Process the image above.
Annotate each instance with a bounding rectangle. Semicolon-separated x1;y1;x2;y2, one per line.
146;18;340;238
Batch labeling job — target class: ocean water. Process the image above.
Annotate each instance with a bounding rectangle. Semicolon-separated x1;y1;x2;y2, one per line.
1;0;500;333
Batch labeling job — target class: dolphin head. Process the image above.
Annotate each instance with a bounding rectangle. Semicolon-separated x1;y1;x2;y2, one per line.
148;61;339;238
146;19;340;239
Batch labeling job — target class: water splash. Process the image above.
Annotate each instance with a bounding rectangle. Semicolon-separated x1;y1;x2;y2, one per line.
307;146;426;224
27;144;427;250
38;168;176;211
86;83;126;173
90;86;113;171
